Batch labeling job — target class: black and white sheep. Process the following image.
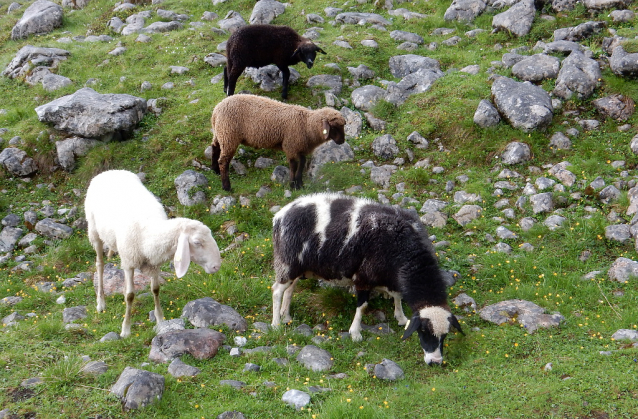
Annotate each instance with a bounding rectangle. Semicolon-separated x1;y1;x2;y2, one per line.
223;24;326;99
210;94;346;191
271;193;463;365
84;170;222;338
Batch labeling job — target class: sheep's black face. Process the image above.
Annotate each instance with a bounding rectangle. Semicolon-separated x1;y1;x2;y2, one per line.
295;43;326;69
402;308;464;365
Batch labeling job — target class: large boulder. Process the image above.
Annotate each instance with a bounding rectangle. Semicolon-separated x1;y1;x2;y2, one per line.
249;0;286;24
55;137;101;171
444;0;486;22
492;77;553;132
149;329;226;363
492;0;535;37
11;0;63;40
0;147;38;177
609;46;638;78
182;297;247;332
35;88;148;141
111;367;165;411
553;51;601;100
2;45;70;80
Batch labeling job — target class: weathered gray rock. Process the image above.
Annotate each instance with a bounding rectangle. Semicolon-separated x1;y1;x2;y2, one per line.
606;224;631;243
544;215;566;230
249;0;285;25
592;94;634;122
2;45;69;80
246;65;300;93
308;141;354;177
35;218;73;239
204;53;227;68
121;13;147;36
306;74;342;95
142;21;183;34
501;141;531;165
351;85;386;111
168;358;201;377
55;137;101;171
389;54;441;78
335;12;390;26
530;192;553;214
63;306;87;323
93;262;162;296
608;257;638;282
390;30;423;45
610;9;634;22
210;195;237;214
282;389;311;410
296;345;333;371
479;299;564;333
549;132;572;150
599;185;621;203
220;380;246;389
217;411;246;419
372;358;404;380
218;11;246;32
389;8;428;20
554;21;606;42
271;165;290;184
111;367;165;411
0;227;24;253
347;65;375;80
492;77;553;132
35;88;147;141
444;0;486;22
453;205;482;226
174;170;208;206
611;329;638;341
0;147;38;177
341;107;362;139
11;0;63;40
474;99;501;128
182;297;247;332
553;51;601;100
149;328;226;363
583;0;631;10
492;0;535;37
511;54;560;82
81;361;108;376
372;134;399;159
609;46;638;78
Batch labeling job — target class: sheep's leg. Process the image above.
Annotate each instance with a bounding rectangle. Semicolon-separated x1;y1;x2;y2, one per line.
211;141;221;175
223;66;228;95
280;278;299;324
387;290;408;326
94;239;106;313
288;154;305;190
218;147;236;191
271;280;293;327
121;267;135;338
349;290;370;342
150;268;164;328
279;66;291;99
226;65;244;97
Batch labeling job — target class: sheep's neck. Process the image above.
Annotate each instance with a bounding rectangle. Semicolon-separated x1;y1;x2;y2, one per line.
139;218;189;267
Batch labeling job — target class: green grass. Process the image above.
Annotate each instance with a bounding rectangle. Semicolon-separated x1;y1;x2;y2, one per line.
1;0;638;417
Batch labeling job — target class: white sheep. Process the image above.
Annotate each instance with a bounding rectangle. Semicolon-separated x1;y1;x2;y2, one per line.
84;170;222;338
210;94;346;191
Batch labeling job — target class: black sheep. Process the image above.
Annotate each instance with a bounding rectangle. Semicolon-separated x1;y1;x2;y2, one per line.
271;193;464;365
223;24;326;99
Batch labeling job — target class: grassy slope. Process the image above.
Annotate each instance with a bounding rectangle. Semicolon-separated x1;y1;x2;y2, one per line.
0;0;637;417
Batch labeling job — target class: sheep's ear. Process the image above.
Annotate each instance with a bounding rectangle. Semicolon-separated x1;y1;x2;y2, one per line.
449;314;465;335
401;315;421;340
322;120;330;139
174;232;191;278
316;45;327;55
291;47;300;58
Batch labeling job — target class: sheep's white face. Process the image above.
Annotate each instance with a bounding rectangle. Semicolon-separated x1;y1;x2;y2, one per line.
189;231;222;274
402;306;463;365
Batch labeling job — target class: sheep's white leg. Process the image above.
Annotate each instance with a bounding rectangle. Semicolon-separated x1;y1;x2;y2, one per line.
94;240;106;313
271;281;292;327
388;291;408;326
150;269;164;328
121;267;135;338
280;278;298;324
349;301;368;342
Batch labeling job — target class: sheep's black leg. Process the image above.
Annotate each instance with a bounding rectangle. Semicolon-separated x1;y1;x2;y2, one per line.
218;149;235;191
223;66;228;95
288;158;299;189
350;289;370;341
279;66;291;100
294;154;306;189
226;65;244;97
211;142;221;175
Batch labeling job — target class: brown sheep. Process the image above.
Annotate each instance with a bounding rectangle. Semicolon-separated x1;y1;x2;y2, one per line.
210;94;346;191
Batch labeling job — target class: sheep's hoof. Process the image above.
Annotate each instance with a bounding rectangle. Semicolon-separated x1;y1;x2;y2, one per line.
350;332;363;342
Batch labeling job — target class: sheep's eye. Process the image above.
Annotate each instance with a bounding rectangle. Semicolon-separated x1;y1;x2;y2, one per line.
192;240;202;247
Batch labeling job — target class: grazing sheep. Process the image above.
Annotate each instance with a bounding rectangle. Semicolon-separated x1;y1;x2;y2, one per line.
210;94;346;191
271;193;463;365
223;24;326;99
84;170;222;338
